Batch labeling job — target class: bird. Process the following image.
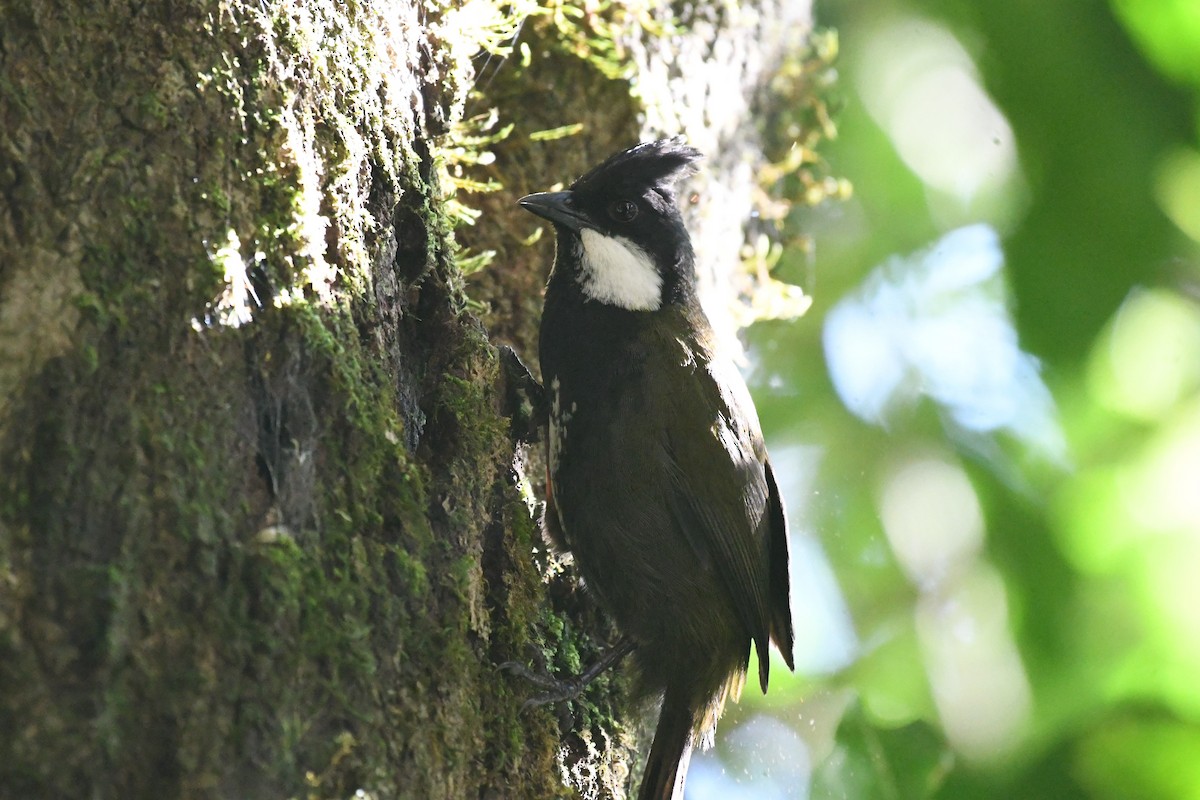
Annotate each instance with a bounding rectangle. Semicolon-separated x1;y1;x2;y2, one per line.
516;138;795;800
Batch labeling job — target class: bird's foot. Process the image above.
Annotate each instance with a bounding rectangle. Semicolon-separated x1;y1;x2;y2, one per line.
498;661;591;710
496;345;546;444
499;638;635;711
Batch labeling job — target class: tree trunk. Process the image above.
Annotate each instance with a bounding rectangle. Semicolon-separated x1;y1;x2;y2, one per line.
0;1;814;797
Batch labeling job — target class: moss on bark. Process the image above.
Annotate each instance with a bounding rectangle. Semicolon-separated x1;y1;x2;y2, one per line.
0;1;564;797
0;1;822;797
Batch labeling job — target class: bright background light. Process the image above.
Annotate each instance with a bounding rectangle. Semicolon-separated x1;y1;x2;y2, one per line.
692;0;1200;796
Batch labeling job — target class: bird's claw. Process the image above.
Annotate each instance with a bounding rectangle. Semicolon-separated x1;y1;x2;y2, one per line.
498;660;586;708
499;638;635;711
497;345;547;444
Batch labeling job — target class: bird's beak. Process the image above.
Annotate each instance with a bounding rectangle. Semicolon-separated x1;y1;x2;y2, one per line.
518;191;594;232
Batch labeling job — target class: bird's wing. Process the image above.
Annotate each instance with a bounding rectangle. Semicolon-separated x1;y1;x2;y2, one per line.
658;344;784;692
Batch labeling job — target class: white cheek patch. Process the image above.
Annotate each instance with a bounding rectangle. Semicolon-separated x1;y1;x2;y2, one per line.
579;228;662;311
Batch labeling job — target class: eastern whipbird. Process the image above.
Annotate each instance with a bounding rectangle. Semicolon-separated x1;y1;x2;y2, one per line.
506;139;795;800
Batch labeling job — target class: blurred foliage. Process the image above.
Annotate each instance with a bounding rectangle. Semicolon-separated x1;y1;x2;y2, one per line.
699;0;1200;798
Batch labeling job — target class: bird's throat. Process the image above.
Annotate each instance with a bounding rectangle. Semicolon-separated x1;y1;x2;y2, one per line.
578;229;662;311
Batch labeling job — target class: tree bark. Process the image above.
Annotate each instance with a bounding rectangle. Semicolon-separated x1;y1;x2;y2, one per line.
0;1;813;797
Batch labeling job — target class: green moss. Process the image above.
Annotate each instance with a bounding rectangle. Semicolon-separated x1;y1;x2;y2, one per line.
390;546;430;598
758;29;849;208
0;0;664;797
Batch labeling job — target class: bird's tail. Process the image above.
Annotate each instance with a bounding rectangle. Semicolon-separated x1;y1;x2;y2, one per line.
638;687;695;800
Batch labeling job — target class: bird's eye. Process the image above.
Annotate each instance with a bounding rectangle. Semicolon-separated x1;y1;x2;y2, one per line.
608;199;638;222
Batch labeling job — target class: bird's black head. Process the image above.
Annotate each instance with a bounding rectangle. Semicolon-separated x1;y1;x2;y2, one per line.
519;138;703;311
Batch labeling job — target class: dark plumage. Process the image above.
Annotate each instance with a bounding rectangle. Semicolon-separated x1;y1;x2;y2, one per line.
519;139;795;800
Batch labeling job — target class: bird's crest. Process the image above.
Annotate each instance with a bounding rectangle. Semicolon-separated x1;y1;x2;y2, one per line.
571;138;702;199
